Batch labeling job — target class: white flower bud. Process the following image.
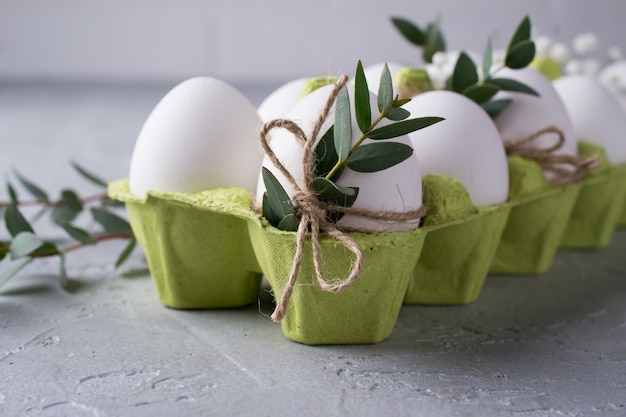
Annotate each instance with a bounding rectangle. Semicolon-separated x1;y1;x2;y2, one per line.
432;51;447;68
534;35;553;56
608;46;623;62
573;32;599;55
550;42;571;64
564;59;583;75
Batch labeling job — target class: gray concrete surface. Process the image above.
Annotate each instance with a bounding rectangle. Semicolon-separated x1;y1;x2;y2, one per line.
1;82;626;417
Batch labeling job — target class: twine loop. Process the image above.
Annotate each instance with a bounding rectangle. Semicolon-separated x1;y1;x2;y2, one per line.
504;126;601;185
257;74;426;322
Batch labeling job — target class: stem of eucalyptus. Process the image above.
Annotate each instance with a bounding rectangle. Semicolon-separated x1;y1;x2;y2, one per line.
0;192;108;208
0;232;134;258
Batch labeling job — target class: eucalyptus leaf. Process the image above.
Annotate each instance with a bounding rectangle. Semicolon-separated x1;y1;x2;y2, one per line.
115;238;137;268
311;177;357;199
7;183;18;205
507;15;531;53
0;241;7;262
462;83;500;104
366;116;444;140
423;21;446;63
481;99;512;119
390;17;426;46
314;126;342;180
345;142;413;173
378;64;394;114
451;52;479;93
4;205;34;237
32;242;59;257
277;214;300;232
262;193;282;227
58;249;68;288
261;167;295;226
91;208;132;234
51;206;80;225
15;172;49;202
482;38;493;80
489;77;539;96
386;107;411;121
334;86;352;161
71;161;108;188
393;98;411;108
505;40;536;69
60;189;83;212
10;232;43;260
0;258;33;288
354;61;372;133
59;223;95;245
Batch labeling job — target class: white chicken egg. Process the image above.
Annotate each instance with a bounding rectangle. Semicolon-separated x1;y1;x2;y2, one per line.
553;75;626;165
492;67;579;178
403;90;509;206
256;84;423;232
129;76;263;197
598;60;626;114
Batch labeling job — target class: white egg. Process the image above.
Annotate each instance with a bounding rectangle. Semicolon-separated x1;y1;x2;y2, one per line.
598;60;626;114
403;90;509;206
492;67;579;178
361;62;409;94
553;75;626;165
129;76;263;197
257;77;309;122
256;84;423;232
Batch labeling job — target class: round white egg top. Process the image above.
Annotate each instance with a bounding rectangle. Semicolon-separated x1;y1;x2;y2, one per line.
256;84;423;232
492;67;579;178
129;76;264;197
257;77;310;122
403;90;509;206
553;75;626;165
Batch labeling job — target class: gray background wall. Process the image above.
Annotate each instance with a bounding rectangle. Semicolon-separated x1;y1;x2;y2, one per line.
1;0;625;84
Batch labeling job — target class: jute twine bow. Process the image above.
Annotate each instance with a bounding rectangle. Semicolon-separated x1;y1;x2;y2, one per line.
504;126;602;185
258;74;427;322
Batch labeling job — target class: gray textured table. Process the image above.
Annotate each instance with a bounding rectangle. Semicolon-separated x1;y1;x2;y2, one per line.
1;82;625;417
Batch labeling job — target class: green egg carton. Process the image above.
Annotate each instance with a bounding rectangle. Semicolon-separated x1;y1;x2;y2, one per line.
246;217;427;345
489;156;581;274
108;179;263;309
403;175;511;305
560;142;626;248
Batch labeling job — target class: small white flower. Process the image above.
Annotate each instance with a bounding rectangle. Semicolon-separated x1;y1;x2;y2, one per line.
534;35;553;56
550;42;571;64
432;51;447;68
573;32;599;55
608;46;623;62
582;58;601;76
564;59;584;75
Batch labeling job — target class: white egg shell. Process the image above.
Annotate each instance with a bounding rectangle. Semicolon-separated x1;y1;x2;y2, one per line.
257;77;310;122
256;85;423;232
492;67;579;178
598;61;626;114
129;76;263;197
553;75;626;165
361;62;409;94
403;90;509;206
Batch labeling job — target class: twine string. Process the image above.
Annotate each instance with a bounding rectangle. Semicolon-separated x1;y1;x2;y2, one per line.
504;126;601;185
257;74;426;322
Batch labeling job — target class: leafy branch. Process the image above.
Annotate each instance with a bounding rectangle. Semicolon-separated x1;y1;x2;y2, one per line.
391;16;446;63
0;162;136;288
262;61;444;231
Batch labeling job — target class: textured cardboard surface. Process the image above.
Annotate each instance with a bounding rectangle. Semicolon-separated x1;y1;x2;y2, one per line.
109;180;262;309
405;175;511;305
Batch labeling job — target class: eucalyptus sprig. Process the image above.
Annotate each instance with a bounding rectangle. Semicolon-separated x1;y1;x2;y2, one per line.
0;163;135;288
262;61;444;231
448;15;539;118
391;16;446;63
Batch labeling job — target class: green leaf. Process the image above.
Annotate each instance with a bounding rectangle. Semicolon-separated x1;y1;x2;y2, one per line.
261;167;295;227
51;189;83;225
0;241;7;262
334;86;352;161
377;63;394;115
277;214;300;232
423;21;446;63
386;107;411;121
462;83;500;104
481;99;512;119
61;189;83;212
115;238;137;268
482;37;493;80
4;205;34;237
393;98;411;108
451;52;479;93
354;61;372;133
311;177;357;199
15;172;49;202
345;142;414;173
31;242;58;257
71;161;108;188
507;15;532;53
314;126;343;180
7;183;18;205
0;258;33;288
91;208;131;234
366;116;444;140
59;223;95;245
10;232;43;259
262;193;282;227
505;40;536;69
489;77;539;96
58;249;68;288
390;17;426;46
